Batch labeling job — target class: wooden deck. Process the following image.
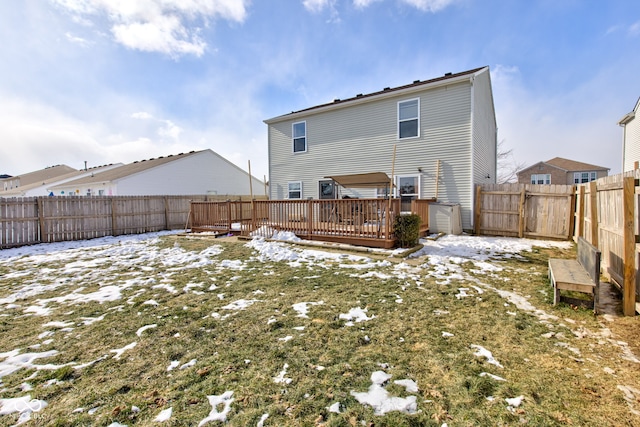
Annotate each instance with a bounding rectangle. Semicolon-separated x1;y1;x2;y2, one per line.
190;199;432;248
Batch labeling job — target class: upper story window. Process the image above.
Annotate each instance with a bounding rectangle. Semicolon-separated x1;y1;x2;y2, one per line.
531;174;550;184
398;98;420;139
293;121;307;153
288;181;302;199
573;172;597;183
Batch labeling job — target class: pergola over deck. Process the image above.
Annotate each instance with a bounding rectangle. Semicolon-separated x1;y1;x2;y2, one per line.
324;172;394;190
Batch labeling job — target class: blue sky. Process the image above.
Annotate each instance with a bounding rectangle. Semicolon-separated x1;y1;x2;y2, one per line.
1;0;639;180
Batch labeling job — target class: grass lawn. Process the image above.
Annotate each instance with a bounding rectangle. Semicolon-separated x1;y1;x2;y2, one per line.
0;232;639;426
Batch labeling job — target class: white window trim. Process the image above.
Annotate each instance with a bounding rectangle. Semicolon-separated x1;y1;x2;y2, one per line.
287;181;302;199
292;121;307;153
573;171;597;184
531;174;550;184
397;98;420;140
395;174;421;198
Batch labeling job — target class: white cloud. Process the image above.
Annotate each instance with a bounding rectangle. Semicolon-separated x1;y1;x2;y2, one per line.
158;120;183;140
112;15;206;57
303;0;333;13
353;0;382;8
400;0;457;12
629;20;640;36
52;0;249;57
131;112;153;120
65;32;92;47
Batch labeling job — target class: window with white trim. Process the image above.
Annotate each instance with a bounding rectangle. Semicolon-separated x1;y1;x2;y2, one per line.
573;172;597;183
531;174;550;184
292;121;307;153
396;175;420;212
288;181;302;199
398;98;419;139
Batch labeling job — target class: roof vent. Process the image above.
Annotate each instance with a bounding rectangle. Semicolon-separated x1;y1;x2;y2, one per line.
444;72;452;76
356;93;363;97
413;80;420;84
383;87;390;91
333;98;340;102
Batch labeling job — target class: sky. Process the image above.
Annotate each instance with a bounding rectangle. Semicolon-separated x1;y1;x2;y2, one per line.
1;0;639;180
0;229;574;423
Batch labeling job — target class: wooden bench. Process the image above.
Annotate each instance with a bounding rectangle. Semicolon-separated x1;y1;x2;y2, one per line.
548;237;601;313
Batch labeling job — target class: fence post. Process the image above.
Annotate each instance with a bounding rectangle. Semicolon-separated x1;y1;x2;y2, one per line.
622;176;637;316
518;188;526;238
474;185;482;235
164;196;169;230
589;181;598;247
576;185;585;241
37;197;45;244
568;185;576;240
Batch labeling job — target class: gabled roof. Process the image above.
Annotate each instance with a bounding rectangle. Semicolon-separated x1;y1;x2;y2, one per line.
264;66;488;124
618;97;639;125
544;157;609;172
1;164;77;186
49;150;206;188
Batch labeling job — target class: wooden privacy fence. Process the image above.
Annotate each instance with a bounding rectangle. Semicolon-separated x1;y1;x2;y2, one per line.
475;176;639;316
190;198;432;249
474;183;575;240
0;195;261;249
573;173;638;316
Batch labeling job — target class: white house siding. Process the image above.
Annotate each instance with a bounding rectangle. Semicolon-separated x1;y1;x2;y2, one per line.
470;69;497;228
623;114;640;172
268;79;479;229
471;69;497;185
114;152;263;196
51;150;264;197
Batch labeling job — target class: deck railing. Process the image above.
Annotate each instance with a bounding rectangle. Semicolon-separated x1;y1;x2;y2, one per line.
189;198;431;248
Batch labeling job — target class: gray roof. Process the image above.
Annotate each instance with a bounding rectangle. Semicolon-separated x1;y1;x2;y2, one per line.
1;165;77;186
48;150;208;188
265;66;488;123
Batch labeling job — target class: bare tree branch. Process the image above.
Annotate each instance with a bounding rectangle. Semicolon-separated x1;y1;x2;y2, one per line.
496;139;527;184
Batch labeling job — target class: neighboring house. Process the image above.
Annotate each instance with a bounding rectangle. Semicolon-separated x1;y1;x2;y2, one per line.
517;157;609;185
1;165;77;192
48;149;265;197
619;97;640;173
0;164;122;197
264;66;497;230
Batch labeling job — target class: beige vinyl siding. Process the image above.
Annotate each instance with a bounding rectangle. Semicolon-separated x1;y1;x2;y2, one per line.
471;69;497;187
623;115;640;172
268;76;488;229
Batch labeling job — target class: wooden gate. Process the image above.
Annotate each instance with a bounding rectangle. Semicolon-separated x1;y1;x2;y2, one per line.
474;183;574;240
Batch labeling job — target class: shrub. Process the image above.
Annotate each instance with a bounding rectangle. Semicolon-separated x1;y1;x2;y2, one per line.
393;214;421;248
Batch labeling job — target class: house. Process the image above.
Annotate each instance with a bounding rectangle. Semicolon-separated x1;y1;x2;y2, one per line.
264;66;497;231
619;97;640;173
0;164;122;197
47;149;265;197
517;157;609;185
1;165;77;193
